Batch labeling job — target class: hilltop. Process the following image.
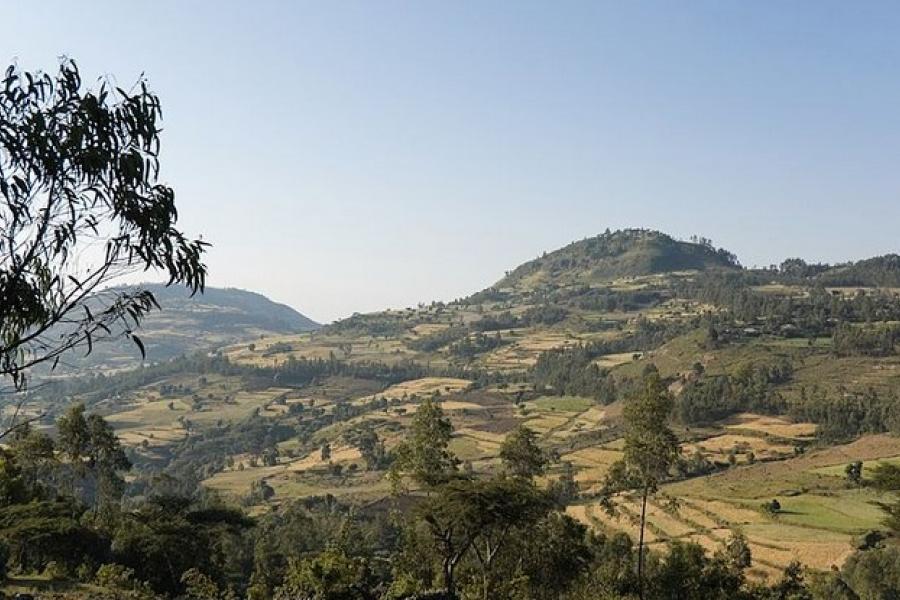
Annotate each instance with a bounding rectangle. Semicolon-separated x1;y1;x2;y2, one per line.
495;229;740;291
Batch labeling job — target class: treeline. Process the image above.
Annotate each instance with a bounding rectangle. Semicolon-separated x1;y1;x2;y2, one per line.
674;360;792;425
676;272;900;338
831;322;900;357
571;287;668;312
29;353;245;406
815;254;900;287
531;344;618;404
790;385;900;442
325;312;409;338
448;332;507;359
406;326;468;352
471;305;570;332
528;318;687;404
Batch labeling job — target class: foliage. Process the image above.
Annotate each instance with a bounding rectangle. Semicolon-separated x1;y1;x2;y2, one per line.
111;495;253;596
273;548;374;600
674;360;792;425
407;326;468;352
791;385;900;442
0;59;207;392
413;477;554;599
601;366;678;597
498;425;547;480
0;500;107;573
57;403;131;508
390;397;458;488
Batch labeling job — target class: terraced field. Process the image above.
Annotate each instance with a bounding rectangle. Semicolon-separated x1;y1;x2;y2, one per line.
593;435;900;578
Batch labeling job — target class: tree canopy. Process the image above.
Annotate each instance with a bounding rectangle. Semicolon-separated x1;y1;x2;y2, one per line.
0;59;207;394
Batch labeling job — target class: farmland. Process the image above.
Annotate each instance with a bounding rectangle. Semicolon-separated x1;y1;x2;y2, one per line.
21;229;900;590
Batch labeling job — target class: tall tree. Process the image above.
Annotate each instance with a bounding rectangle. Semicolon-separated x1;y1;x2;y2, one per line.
415;477;552;600
56;403;131;509
0;59;207;404
601;366;678;600
390;397;457;489
499;424;547;480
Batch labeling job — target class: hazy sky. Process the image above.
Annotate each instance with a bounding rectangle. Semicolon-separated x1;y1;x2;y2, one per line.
5;2;900;322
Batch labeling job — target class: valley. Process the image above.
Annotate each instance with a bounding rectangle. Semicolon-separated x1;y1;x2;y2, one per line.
20;229;900;590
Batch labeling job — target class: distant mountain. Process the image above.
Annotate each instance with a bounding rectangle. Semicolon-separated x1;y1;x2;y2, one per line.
56;284;319;372
140;284;319;333
495;229;740;290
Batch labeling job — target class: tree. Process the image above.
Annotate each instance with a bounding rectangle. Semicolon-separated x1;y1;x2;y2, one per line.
499;425;547;480
845;461;863;486
7;422;57;494
767;561;813;600
112;495;252;596
762;499;782;516
390;397;457;489
274;548;372;600
345;425;387;471
548;461;579;505
869;462;900;491
0;59;207;403
0;500;107;574
841;545;900;599
181;568;223;600
56;403;131;509
414;477;553;599
647;541;745;600
808;571;859;600
513;512;593;600
601;366;678;600
722;532;752;570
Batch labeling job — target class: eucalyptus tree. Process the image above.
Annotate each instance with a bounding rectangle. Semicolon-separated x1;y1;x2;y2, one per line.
601;366;678;600
0;59;207;416
499;424;547;480
390;396;457;489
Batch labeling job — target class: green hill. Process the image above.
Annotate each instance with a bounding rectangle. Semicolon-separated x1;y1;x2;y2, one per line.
816;254;900;287
496;229;740;290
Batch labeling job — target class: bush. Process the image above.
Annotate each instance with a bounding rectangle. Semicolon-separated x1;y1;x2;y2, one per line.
95;563;137;590
44;560;69;581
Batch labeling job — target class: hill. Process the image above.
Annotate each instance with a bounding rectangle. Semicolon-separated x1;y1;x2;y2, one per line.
55;284;319;371
816;254;900;287
138;283;319;334
495;229;740;291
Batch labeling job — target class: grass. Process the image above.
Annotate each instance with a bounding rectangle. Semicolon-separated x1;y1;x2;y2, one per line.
765;490;889;533
449;435;492;461
528;395;595;412
594;352;640;368
813;455;900;478
724;413;817;439
683;433;794;459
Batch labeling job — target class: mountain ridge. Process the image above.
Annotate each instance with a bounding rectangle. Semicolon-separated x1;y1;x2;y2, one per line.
58;284;319;371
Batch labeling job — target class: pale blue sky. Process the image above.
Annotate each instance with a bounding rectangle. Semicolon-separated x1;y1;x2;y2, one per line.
5;2;900;322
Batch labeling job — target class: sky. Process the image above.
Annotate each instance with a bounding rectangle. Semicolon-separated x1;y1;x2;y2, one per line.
5;1;900;323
